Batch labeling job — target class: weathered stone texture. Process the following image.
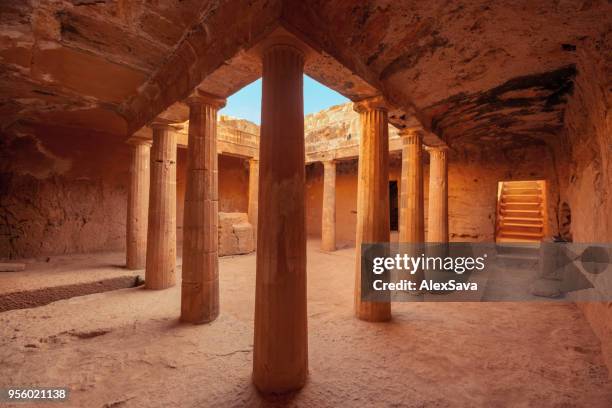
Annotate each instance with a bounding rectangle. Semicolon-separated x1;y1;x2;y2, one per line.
0;173;126;259
218;212;254;257
560;34;612;376
0;124;129;259
283;0;610;144
304;103;401;162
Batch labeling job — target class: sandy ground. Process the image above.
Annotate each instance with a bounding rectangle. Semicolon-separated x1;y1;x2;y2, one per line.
1;240;611;407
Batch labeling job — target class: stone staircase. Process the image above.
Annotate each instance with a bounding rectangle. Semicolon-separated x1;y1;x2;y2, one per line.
496;180;545;243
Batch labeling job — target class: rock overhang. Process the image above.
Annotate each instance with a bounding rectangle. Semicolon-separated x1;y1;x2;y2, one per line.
1;0;609;152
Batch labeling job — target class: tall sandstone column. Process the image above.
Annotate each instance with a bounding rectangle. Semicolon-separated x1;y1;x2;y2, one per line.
253;43;308;393
126;140;151;270
353;96;391;322
399;129;425;243
248;158;259;246
427;147;449;242
145;121;178;290
180;91;226;324
321;160;336;251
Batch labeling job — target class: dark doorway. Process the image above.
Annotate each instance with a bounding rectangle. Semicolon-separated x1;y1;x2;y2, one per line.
389;181;399;231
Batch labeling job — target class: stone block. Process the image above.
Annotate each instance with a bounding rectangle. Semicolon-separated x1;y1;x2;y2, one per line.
218;212;255;256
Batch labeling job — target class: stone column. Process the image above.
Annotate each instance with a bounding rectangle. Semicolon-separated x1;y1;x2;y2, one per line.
398;129;425;288
145;121;178;290
126;139;151;270
427;146;449;242
353;96;391;322
247;158;259;246
180;91;226;324
321;160;336;251
253;42;308;394
399;129;425;243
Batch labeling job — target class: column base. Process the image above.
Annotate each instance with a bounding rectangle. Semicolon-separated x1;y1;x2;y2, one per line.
180;279;220;324
355;302;392;322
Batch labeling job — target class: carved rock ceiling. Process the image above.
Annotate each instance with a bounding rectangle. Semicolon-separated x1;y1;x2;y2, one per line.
1;0;610;149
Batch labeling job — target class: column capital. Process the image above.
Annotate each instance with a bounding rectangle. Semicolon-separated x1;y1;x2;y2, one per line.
185;89;226;109
263;42;306;60
149;118;183;131
398;127;423;137
126;137;152;147
352;95;390;113
399;127;424;145
424;144;450;153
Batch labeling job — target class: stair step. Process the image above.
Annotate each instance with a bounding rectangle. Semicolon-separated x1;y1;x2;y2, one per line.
501;203;541;211
500;231;544;238
500;209;541;217
501;194;542;203
502;187;541;195
503;181;541;188
496;236;541;243
501;221;543;228
501;217;543;224
500;225;543;234
496;242;540;255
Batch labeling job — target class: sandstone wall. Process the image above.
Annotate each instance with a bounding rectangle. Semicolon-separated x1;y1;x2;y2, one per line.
0;124;129;259
560;36;612;375
306;157;404;247
219;155;249;213
2;127;252;259
172;152;250;245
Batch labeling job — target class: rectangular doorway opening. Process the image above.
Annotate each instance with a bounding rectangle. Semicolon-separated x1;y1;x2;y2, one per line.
389;180;398;231
496;179;547;243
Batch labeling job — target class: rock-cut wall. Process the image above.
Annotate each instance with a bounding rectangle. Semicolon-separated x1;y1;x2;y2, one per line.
0;123;130;259
560;34;612;376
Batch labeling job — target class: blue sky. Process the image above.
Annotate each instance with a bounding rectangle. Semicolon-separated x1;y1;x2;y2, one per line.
219;75;348;124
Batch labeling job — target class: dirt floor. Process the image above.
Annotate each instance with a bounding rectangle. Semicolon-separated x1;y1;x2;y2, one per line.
1;240;611;407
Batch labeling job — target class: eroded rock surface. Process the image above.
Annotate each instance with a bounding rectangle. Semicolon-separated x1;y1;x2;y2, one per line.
218;212;254;257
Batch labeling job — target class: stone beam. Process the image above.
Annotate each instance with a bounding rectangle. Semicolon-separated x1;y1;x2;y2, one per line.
127;123;260;160
122;0;282;135
305;125;439;163
123;15;445;146
279;9;445;146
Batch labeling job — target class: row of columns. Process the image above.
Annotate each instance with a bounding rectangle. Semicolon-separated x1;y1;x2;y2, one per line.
125;39;447;394
349;101;449;322
126;117;259;286
125;41;307;394
318;131;449;257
